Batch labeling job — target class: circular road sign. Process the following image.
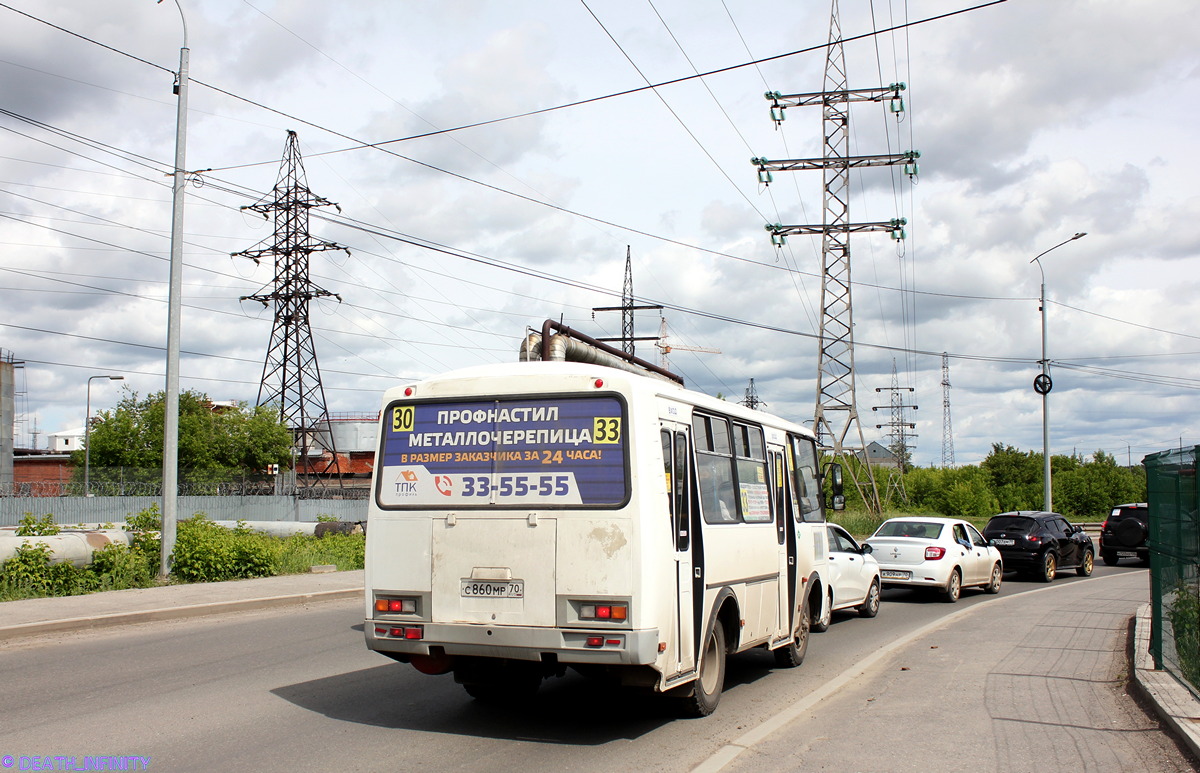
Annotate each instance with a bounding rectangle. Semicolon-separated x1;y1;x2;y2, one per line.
1033;373;1053;395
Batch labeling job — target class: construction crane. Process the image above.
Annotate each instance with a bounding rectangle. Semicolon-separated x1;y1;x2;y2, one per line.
657;317;720;371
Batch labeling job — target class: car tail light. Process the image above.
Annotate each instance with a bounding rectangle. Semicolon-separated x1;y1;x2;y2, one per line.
925;546;946;560
1026;535;1041;543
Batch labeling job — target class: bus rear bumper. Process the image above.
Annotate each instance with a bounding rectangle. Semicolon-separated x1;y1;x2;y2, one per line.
365;619;661;666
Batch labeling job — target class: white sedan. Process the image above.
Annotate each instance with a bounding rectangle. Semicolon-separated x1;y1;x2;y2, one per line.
812;523;882;631
864;517;1003;602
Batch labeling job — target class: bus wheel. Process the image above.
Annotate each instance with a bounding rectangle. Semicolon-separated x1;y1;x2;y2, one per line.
773;594;811;668
681;624;726;717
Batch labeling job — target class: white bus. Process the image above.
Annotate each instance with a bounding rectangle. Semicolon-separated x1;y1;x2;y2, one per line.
364;326;840;716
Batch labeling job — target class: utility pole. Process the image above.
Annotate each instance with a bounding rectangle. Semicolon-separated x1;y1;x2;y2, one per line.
752;0;916;517
235;131;346;489
940;352;955;467
594;246;661;356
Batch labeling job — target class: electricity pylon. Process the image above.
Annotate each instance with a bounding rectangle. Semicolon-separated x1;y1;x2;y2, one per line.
594;246;661;356
751;0;917;516
873;359;917;505
941;352;955;467
235;130;347;487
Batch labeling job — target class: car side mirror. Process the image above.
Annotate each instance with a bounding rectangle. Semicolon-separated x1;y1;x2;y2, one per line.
860;543;873;555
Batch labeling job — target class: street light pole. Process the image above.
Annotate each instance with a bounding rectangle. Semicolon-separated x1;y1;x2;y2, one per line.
160;0;189;579
1029;232;1086;512
85;375;124;497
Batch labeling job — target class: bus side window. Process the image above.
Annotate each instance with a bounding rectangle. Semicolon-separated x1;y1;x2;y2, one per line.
692;414;738;524
661;429;674;517
673;431;690;550
772;451;788;544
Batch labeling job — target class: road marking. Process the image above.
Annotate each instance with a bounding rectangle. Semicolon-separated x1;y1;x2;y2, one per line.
692;574;1116;773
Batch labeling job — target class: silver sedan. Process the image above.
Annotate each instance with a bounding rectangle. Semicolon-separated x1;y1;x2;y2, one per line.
864;517;1003;602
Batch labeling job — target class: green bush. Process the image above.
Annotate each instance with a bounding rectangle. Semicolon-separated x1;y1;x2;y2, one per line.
0;542;97;600
15;513;60;537
88;543;157;591
170;513;280;583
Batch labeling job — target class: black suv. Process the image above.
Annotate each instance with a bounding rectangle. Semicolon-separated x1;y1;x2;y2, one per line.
983;511;1094;582
1099;503;1149;566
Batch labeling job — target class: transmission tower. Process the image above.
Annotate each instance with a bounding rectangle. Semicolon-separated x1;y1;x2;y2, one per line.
941;352;955;467
873;359;917;505
594;246;661;356
741;378;765;410
235;130;346;486
751;0;917;516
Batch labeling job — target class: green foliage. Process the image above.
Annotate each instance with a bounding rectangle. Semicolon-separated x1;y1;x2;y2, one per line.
315;514;340;522
0;543;95;599
74;389;294;487
1053;450;1146;520
15;513;60;537
0;514;365;600
169;514;279;583
274;532;366;574
1170;586;1200;690
86;543;157;591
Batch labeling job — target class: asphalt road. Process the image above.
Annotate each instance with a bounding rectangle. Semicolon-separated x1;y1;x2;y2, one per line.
0;564;1175;773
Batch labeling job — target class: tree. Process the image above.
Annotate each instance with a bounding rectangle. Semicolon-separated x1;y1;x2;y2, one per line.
75;389;294;488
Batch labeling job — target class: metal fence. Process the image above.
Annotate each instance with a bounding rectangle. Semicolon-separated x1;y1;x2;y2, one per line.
1147;445;1200;695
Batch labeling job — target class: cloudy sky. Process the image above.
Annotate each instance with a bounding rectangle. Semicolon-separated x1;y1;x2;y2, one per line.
0;0;1196;468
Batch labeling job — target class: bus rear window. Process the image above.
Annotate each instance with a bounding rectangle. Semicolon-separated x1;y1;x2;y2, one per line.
375;395;628;509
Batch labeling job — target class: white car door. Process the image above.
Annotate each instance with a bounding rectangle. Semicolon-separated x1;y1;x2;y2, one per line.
965;523;994;583
828;525;870;606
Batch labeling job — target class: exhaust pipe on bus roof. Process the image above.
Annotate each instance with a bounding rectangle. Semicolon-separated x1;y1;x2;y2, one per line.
518;321;684;386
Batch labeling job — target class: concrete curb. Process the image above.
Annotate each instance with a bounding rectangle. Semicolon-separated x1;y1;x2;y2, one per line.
0;587;363;642
1131;602;1200;763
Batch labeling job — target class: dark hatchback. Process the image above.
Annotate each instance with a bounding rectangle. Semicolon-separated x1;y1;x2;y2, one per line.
1099;502;1150;566
982;511;1094;582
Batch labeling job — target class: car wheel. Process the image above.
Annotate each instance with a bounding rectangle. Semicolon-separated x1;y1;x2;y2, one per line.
680;623;726;717
942;569;961;603
774;593;810;668
858;580;881;618
1077;549;1094;577
812;589;832;633
984;562;1003;594
1039;551;1057;583
1101;551;1120;567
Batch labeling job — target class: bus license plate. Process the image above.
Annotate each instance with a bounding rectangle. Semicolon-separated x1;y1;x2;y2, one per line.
461;580;524;598
881;570;911;580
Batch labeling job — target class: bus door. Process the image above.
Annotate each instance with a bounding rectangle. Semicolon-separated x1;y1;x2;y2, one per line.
660;424;695;678
770;447;797;640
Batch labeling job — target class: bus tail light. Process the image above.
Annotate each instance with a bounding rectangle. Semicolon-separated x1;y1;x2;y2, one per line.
375;596;418;614
580;602;628;621
924;546;946;560
386;626;423;640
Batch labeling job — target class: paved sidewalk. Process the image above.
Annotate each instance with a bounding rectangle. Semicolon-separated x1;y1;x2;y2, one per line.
0;569;364;641
709;572;1200;773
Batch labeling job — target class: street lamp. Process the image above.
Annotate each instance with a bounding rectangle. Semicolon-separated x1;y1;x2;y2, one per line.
1030;232;1086;512
85;375;124;496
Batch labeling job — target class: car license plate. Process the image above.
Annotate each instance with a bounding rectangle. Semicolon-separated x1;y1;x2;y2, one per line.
881;570;911;580
461;580;524;598
1117;551;1137;557
992;538;1015;546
